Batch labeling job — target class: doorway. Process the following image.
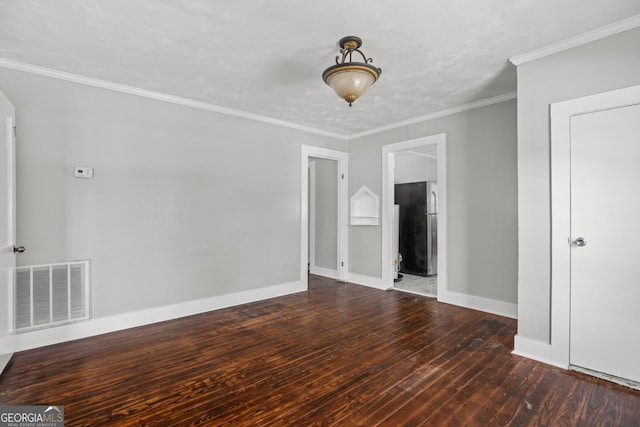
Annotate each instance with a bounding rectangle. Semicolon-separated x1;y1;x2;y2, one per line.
300;146;348;288
551;84;640;388
381;134;447;298
308;157;339;279
393;151;438;297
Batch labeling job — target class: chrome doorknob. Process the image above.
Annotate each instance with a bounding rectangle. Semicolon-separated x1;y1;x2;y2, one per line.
13;246;25;253
569;237;587;247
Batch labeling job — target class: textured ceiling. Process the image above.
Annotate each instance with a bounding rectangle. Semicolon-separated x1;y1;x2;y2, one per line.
1;1;639;137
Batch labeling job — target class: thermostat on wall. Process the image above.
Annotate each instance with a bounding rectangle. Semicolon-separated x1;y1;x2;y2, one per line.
73;166;94;178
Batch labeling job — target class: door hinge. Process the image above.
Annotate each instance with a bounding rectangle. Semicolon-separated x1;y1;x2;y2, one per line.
13;126;17;137
341;173;344;180
341;261;344;267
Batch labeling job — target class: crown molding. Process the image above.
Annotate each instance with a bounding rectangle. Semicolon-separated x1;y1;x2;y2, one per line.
348;91;517;140
510;14;640;66
0;58;348;140
0;57;518;141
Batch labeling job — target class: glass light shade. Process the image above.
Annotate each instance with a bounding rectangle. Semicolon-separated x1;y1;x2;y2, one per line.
326;69;375;105
323;63;380;106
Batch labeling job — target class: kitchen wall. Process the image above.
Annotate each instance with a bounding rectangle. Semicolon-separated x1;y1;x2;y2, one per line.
348;99;518;308
514;27;640;351
0;67;345;336
394;154;437;184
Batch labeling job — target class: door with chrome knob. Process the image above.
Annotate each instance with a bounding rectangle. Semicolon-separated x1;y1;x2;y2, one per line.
568;100;640;384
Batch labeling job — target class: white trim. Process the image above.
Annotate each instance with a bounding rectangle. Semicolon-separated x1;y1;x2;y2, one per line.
0;352;12;374
0;58;347;141
347;273;388;290
395;286;436;299
6;114;16;251
300;146;349;285
308;160;316;273
3;268;11;333
6;114;15;333
0;92;16;344
510;15;640;66
382;134;448;301
310;266;338;280
438;289;517;319
350;92;516;139
3;279;305;353
512;335;567;369
0;58;520;141
549;84;640;368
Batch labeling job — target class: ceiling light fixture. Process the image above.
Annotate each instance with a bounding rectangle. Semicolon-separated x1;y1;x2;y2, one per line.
322;36;382;107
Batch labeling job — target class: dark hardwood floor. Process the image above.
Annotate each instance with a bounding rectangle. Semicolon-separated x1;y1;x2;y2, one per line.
1;275;639;426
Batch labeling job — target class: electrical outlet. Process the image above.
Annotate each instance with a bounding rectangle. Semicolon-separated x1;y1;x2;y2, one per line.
74;167;94;178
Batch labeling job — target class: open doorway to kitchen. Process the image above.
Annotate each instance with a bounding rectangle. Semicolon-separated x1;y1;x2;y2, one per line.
382;134;447;299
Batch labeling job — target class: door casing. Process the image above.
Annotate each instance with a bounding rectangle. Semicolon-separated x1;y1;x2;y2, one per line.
0;89;16;366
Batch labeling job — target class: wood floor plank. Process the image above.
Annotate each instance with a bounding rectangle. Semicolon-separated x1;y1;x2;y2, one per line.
1;275;639;426
335;320;509;426
421;339;521;425
455;358;524;422
375;321;515;426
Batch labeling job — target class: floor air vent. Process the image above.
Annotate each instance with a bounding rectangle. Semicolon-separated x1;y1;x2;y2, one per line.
15;260;90;332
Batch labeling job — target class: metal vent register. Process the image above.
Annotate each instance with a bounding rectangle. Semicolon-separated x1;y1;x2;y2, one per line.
15;261;90;332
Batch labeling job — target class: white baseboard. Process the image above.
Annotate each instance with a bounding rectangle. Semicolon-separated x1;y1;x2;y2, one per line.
347;273;389;290
5;280;306;353
348;274;518;320
512;335;567;369
310;266;338;280
439;289;518;319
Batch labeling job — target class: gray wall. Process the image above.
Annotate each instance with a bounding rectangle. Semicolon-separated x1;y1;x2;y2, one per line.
310;157;338;271
0;68;345;319
516;27;640;343
349;99;518;304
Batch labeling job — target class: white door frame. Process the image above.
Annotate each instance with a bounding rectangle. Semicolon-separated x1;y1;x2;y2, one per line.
0;89;16;369
300;145;349;287
381;133;447;295
550;84;640;368
308;160;317;274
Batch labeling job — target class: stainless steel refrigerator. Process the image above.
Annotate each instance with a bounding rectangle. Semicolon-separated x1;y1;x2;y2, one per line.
394;181;438;277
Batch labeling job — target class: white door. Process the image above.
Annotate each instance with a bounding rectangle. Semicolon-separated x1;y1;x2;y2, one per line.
569;102;640;384
0;90;17;344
